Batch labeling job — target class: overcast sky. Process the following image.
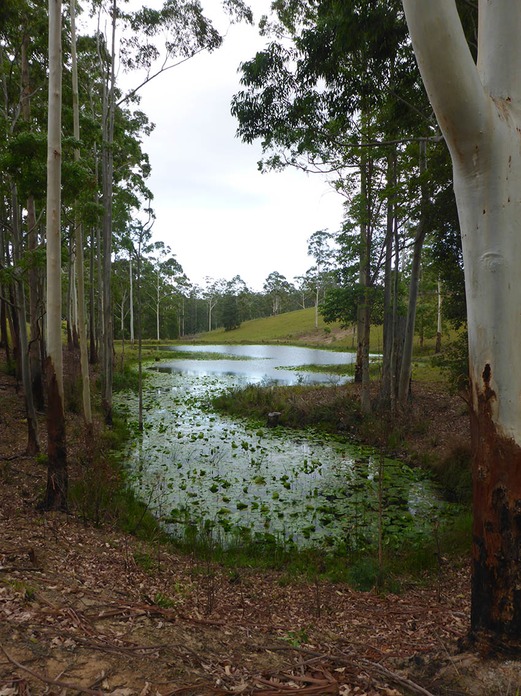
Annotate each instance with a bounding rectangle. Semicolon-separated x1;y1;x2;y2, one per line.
117;1;345;292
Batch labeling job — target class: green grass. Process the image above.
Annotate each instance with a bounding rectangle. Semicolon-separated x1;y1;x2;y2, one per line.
191;308;348;346
161;510;471;592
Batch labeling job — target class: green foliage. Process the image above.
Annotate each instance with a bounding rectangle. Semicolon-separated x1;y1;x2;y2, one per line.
213;383;362;432
113;361;141;392
153;592;176;608
220;294;241;331
432;330;469;392
282;628;310;647
133;551;155;573
321;284;384;328
3;579;36;602
346;557;383;592
433;446;472;504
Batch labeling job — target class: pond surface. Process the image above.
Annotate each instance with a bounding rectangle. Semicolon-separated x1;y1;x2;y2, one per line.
119;345;454;552
151;343;356;385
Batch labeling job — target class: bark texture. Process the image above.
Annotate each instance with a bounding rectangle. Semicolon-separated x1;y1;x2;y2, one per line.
471;366;521;650
41;357;68;510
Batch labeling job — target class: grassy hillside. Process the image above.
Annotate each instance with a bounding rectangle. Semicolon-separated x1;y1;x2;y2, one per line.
189;308;355;348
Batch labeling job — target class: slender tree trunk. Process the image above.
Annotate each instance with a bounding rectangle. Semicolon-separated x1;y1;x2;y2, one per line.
314;282;319;329
100;0;117;425
435;279;442;353
0;219;11;364
70;0;92;431
21;32;45;411
380;150;397;409
42;0;67;511
66;234;74;350
11;185;39;455
129;256;134;344
390;215;402;404
398;142;428;406
358;146;372;414
137;240;143;432
156;274;160;341
89;230;97;364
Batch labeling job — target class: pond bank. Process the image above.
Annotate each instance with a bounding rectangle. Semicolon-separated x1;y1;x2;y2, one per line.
213;378;472;503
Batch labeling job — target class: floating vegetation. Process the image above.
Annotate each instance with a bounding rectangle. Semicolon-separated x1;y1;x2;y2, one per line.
119;348;463;556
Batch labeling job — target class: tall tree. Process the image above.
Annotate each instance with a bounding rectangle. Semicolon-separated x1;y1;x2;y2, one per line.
263;271;294;316
95;0;252;424
70;0;92;432
402;0;521;650
42;0;67;510
307;229;334;329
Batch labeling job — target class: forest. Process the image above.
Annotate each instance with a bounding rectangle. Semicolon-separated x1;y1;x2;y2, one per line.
1;0;521;693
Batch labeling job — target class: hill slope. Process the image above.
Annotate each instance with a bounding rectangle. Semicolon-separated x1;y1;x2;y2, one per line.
191;308;357;347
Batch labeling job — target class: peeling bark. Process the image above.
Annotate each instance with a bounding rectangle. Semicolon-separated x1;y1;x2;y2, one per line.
470;366;521;650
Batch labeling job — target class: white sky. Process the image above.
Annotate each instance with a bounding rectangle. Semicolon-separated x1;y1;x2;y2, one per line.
117;1;345;292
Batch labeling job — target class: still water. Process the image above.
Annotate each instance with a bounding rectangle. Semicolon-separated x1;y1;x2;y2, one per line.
119;345;450;551
151;343;357;385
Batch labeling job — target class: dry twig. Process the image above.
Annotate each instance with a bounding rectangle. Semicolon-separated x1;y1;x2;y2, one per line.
0;644;104;695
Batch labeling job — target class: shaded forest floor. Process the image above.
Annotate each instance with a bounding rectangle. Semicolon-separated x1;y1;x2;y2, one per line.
1;346;520;695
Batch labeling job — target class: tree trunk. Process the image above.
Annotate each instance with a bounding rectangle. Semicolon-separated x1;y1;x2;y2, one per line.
66;234;74;350
129;256;134;344
100;0;117;425
21;31;45;411
89;229;98;364
435;279;442;353
358;146;372;414
398;141;428;407
380;150;397;409
42;0;67;510
11;185;40;455
403;0;521;650
70;0;92;431
156;274;160;341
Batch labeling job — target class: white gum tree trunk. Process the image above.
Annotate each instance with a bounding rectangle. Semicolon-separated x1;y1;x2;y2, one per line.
402;0;521;649
43;0;68;510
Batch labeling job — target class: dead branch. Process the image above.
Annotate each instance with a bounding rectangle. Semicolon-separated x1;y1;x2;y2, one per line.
359;658;437;696
0;644;104;695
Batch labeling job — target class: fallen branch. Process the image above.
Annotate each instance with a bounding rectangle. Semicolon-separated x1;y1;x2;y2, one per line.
360;659;437;696
0;645;104;695
267;644;437;696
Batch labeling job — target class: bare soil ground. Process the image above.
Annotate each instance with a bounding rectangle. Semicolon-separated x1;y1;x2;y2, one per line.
1;348;520;695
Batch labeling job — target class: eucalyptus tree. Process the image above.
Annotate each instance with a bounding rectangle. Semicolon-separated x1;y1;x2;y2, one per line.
92;0;252;424
147;242;184;341
262;271;294;315
307;229;335;329
70;0;92;431
202;277;227;331
402;0;521;650
127;211;154;431
42;0;68;510
218;275;251;330
232;0;439;411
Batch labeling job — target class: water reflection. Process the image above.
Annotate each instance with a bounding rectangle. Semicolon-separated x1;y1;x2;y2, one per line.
151;343;357;385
